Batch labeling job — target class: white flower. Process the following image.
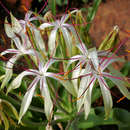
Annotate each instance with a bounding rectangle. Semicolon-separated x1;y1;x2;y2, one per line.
7;58;76;122
75;48;130;119
19;11;40;32
39;10;78;55
0;17;35;89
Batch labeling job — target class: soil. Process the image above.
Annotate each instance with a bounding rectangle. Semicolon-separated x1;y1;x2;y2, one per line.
89;0;130;60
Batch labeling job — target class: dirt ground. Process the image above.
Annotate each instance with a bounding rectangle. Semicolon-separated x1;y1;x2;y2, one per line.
89;0;130;60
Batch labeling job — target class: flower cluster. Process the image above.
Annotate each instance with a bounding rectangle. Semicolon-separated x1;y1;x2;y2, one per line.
0;10;130;123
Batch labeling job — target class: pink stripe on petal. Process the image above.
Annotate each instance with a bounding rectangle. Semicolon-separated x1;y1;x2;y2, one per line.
103;73;123;80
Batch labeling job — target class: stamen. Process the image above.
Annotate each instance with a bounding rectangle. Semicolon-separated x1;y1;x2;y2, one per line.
117;96;126;103
36;94;44;99
0;1;10;15
38;0;48;14
72;77;95;102
21;5;28;12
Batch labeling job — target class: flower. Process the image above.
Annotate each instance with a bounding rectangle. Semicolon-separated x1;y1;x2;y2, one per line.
19;11;40;32
74;47;130;119
0;16;35;90
7;58;76;122
67;43;110;93
39;10;78;55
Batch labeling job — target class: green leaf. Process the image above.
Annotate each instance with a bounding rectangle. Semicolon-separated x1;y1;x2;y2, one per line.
78;107;119;129
86;0;101;32
0;110;9;130
113;108;130;124
99;26;119;50
1;99;19;120
48;0;56;15
59;79;77;97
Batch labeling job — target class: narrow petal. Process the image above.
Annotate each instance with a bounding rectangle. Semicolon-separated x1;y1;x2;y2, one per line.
13;37;23;50
72;68;81;94
98;77;113;119
84;85;93;120
1;54;20;89
33;29;46;54
11;13;22;33
1;49;19;56
40;77;53;120
88;48;99;70
4;18;15;38
76;43;88;55
77;76;95;112
97;50;110;57
64;24;79;43
66;55;84;70
61;27;72;55
48;28;57;55
61;9;78;23
43;58;56;72
19;77;39;123
23;49;36;56
25;11;33;20
101;57;125;71
7;69;37;93
39;23;53;30
107;66;130;99
29;17;38;22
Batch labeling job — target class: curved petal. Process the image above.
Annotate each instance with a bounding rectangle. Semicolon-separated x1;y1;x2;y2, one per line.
29;17;38;22
11;13;22;33
84;84;94;120
19;77;39;123
63;24;79;43
1;49;19;56
66;55;84;70
23;49;36;56
40;77;53;120
101;57;124;71
77;76;96;112
72;68;81;94
33;29;46;54
88;47;99;71
76;43;88;55
4;18;15;38
98;77;113;119
25;11;33;20
61;27;72;55
61;9;78;23
7;69;37;93
39;23;53;30
48;28;57;55
1;54;20;90
107;66;130;99
43;58;56;72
